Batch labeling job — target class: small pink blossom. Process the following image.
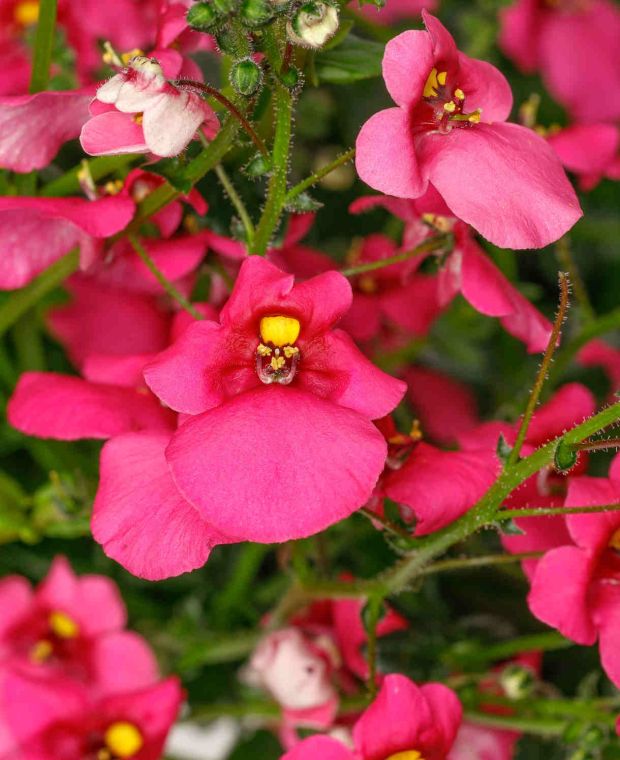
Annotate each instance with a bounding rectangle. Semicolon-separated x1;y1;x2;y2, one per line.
499;0;620;124
282;673;462;760
144;257;406;543
355;11;582;249
0;556;158;697
81;55;219;158
1;670;182;760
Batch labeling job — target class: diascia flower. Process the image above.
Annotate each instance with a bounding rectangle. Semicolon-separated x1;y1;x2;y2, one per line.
80;54;219;158
355;11;582;249
1;670;182;760
281;673;462;760
144;257;406;543
0;556;158;696
499;0;620;124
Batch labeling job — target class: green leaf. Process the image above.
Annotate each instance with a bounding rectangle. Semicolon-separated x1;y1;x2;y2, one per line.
315;35;384;84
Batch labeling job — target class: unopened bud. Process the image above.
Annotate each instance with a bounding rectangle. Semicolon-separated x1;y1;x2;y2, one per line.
239;0;274;26
279;65;302;91
500;664;535;701
287;1;339;49
187;1;219;29
230;58;263;96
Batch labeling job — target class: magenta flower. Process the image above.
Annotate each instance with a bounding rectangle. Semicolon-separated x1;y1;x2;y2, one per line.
0;195;135;289
499;0;620;124
144;257;406;543
547;123;620;191
526;454;620;688
282;673;462;760
81;55;219;158
351;194;553;353
1;670;182;760
449;722;517;760
0;91;92;172
0;556;158;697
355;11;582;249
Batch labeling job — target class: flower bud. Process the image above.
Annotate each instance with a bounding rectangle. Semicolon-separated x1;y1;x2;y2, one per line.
239;0;274;26
279;65;302;91
499;663;535;701
230;58;263;96
287;1;339;49
186;1;218;29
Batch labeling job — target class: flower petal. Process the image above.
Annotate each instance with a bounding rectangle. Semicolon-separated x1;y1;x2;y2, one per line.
166;386;387;543
382;30;435;108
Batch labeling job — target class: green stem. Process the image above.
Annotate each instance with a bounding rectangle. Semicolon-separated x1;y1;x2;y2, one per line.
464;711;568;737
177;631;262;670
507;272;570;467
214;163;255;249
555;236;595;322
465;631;573;663
340;234;451;277
29;0;57;93
0;248;78;338
284;147;356;204
128;235;203;320
359;506;414;542
420;551;543;576
498;503;620;520
41;155;140;197
253;83;293;255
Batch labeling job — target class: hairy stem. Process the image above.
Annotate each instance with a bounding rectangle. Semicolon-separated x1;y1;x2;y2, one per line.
214;163;255;249
420;551;543;576
284;147;356;203
340;234;451;277
498;503;620;520
128;235;203;320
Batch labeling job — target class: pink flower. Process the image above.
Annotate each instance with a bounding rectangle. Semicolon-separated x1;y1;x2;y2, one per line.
0;195;135;290
1;670;182;760
499;0;620;124
547;123;620;191
354;0;438;26
80;55;219;158
350;194;553;353
448;722;517;760
247;628;339;726
355;11;582;249
282;673;462;760
144;257;406;543
578;340;620;400
0;90;92;172
0;556;158;697
526;453;620;688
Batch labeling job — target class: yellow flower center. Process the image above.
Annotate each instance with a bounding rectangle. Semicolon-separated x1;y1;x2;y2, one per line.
48;611;80;639
422;68;481;126
609;527;620;551
259;315;301;347
104;722;144;759
387;752;424;760
14;0;39;26
30;639;53;663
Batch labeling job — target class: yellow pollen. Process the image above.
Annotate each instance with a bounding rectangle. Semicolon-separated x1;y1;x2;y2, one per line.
104;722;144;759
386;752;424;760
436;71;447;86
283;346;299;358
270;356;286;371
104;179;124;196
133;113;144;125
257;343;272;357
423;68;439;98
49;611;80;639
259;316;300;347
121;48;145;65
468;110;481;123
30;639;53;663
609;528;620;551
454;88;465;100
409;419;423;441
443;101;456;113
14;1;39;26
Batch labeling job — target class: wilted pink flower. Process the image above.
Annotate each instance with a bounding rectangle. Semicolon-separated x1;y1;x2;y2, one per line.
282;673;462;760
355;11;582;249
351;194;553;353
0;195;134;289
1;670;182;760
0;90;92;172
247;628;339;728
81;55;219;158
0;556;157;696
144;257;405;544
499;0;620;124
526;453;620;688
547;123;620;191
